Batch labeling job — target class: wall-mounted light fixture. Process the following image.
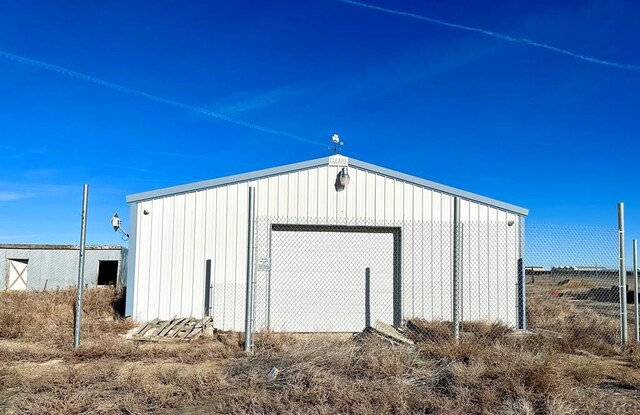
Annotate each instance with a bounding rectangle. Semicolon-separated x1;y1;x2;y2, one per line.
339;167;350;187
111;213;130;240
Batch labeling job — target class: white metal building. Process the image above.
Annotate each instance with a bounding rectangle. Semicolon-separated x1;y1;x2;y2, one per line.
125;156;528;332
1;244;127;291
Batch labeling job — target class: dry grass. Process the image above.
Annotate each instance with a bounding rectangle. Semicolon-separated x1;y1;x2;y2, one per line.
1;288;640;414
526;295;621;355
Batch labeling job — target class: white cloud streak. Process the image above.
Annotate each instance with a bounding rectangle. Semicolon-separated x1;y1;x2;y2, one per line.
0;51;324;146
0;191;31;201
337;0;640;72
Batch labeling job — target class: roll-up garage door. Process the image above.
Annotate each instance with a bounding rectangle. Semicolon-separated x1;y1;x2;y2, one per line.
269;225;399;332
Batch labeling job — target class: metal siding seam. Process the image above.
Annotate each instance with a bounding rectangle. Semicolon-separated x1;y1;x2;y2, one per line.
158;198;165;319
339;168;343;220
169;197;176;317
234;185;240;327
147;202;154;320
410;184;414;317
203;190;209;320
211;190;217;325
477;205;481;320
496;210;501;319
266;177;270;218
304;167;310;220
504;213;509;323
439;193;443;319
486;209;490;319
430;193;434;320
221;187;228;328
296;172;301;221
326;167;329;221
421;190;424;317
284;173;289;218
316;166;320;223
363;172;369;223
180;195;186;317
192;192;199;317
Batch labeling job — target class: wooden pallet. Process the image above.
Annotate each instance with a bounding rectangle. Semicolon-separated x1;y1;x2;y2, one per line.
127;316;214;341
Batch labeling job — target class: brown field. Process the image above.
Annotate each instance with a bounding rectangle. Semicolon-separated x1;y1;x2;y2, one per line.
2;287;640;414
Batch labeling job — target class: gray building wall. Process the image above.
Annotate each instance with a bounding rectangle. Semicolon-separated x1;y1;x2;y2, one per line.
1;245;127;291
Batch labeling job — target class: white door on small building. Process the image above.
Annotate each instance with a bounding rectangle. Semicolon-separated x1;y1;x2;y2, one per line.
7;259;28;291
268;225;398;332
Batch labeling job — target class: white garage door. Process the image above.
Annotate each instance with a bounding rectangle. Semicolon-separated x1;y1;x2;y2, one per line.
269;226;397;332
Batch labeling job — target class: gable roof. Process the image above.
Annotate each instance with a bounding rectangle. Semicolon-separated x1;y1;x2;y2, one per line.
126;156;528;216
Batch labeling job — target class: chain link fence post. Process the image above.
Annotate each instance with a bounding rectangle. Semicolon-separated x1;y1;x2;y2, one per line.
618;202;628;345
452;197;460;342
633;239;639;343
365;267;371;329
518;216;526;330
74;184;88;351
244;187;256;352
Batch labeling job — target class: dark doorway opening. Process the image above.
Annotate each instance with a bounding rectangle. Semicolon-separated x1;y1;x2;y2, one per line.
98;261;118;286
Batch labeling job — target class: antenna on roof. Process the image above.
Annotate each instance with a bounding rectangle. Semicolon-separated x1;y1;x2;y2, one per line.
329;133;343;154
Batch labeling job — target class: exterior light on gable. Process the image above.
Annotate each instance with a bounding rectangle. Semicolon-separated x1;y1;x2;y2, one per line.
339;167;350;186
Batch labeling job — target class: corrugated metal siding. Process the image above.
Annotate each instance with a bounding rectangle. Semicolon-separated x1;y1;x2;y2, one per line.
1;248;125;291
131;164;520;328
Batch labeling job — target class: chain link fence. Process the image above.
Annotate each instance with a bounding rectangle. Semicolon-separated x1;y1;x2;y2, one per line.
525;224;628;348
250;217;635;348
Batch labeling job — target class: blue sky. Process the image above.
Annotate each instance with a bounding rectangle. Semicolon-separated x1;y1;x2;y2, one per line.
0;0;639;249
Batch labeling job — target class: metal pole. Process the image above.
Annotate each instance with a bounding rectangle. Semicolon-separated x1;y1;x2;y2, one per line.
204;259;212;317
618;202;628;345
518;216;527;330
452;197;460;341
74;184;89;351
634;240;639;343
365;267;371;329
244;187;256;352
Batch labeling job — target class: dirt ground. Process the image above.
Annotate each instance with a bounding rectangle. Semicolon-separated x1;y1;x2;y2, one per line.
2;287;640;414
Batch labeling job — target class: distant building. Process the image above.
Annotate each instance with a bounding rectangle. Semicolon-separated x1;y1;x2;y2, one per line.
551;266;610;273
1;244;127;291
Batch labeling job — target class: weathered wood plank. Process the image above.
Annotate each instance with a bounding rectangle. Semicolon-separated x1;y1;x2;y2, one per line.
158;316;182;336
135;318;159;337
374;320;414;345
170;318;192;338
154;319;173;336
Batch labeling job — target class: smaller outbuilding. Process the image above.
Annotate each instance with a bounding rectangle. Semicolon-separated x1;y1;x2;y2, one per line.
1;244;127;291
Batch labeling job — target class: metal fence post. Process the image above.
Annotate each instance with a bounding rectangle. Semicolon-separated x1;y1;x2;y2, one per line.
517;216;526;330
74;184;89;351
244;187;256;352
634;240;639;343
618;202;628;345
204;259;212;317
452;197;460;341
365;267;371;329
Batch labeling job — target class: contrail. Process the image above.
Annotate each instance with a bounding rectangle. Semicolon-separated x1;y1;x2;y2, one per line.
337;0;640;72
0;50;323;146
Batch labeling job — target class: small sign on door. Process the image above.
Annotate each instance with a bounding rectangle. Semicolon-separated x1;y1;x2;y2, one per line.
257;257;270;271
